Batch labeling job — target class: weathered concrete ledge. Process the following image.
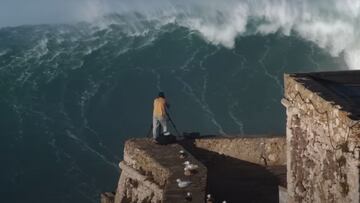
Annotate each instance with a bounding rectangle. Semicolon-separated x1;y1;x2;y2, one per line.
181;136;286;202
114;139;207;203
284;72;360;202
191;136;286;166
104;136;286;203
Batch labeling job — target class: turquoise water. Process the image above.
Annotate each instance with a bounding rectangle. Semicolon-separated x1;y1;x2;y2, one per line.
0;18;345;202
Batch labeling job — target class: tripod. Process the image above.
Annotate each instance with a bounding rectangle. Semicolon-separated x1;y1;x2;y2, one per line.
147;111;180;137
165;111;181;136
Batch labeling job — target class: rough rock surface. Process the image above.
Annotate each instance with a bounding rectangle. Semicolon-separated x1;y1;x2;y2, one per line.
192;136;286;166
106;136;286;203
181;136;286;202
114;139;207;203
283;73;360;203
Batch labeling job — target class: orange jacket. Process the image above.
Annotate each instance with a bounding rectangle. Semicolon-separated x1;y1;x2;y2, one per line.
153;97;167;117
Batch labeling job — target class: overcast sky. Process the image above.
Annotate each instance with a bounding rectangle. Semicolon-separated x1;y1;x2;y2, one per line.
0;0;115;27
0;0;186;27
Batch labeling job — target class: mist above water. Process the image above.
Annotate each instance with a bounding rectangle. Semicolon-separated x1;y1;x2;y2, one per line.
1;0;359;69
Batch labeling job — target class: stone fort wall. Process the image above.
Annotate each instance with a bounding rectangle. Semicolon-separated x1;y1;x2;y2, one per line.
283;74;360;202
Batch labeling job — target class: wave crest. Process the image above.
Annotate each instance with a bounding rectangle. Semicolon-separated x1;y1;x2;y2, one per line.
84;0;360;69
2;0;359;69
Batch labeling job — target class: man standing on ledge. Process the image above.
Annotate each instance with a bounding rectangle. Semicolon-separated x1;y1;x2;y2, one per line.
153;92;171;139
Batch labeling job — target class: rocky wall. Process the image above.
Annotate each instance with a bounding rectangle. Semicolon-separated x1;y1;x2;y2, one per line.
193;136;286;166
114;139;207;203
283;74;360;202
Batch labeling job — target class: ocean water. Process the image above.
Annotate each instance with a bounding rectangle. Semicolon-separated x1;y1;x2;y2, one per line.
0;15;346;202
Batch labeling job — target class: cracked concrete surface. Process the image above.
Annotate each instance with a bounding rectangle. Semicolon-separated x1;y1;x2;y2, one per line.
284;72;360;203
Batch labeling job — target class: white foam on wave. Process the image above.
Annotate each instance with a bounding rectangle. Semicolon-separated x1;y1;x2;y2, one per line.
32;38;49;58
3;0;359;68
78;0;360;69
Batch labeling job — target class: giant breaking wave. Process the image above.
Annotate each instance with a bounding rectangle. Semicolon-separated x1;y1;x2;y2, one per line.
0;1;355;202
2;0;360;69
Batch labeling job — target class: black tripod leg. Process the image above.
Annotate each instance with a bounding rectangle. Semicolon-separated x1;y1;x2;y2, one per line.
147;124;153;138
166;112;181;136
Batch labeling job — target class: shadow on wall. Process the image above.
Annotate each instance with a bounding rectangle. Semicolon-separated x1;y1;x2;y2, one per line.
180;138;280;203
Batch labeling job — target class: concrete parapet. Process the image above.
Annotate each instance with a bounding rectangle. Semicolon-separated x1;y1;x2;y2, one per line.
180;136;286;202
114;139;207;203
107;136;287;203
193;136;286;166
284;71;360;202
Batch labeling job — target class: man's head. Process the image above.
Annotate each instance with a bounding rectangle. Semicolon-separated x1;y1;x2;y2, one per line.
158;91;165;98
